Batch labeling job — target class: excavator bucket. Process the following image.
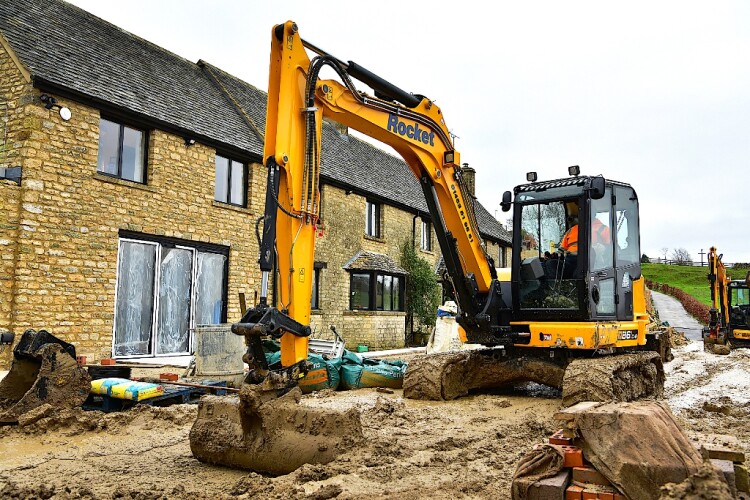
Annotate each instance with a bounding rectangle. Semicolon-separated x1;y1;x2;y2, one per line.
190;384;363;475
0;329;91;424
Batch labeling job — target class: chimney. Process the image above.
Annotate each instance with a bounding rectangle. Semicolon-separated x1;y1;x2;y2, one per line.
462;163;476;198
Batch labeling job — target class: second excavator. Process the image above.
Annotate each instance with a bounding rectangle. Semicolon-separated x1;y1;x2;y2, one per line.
703;246;750;353
190;21;666;474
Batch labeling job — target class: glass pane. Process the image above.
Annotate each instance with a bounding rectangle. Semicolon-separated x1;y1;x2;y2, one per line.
393;276;401;311
97;118;120;176
311;269;319;309
519;201;580;309
351;273;370;310
230;160;244;205
365;202;373;235
194;252;226;325
383;275;393;311
422;222;430;250
376;274;384;310
121;126;144;182
590;190;613;272
157;247;193;354
614;186;640;267
114;241;156;356
215;155;229;202
596;278;616;315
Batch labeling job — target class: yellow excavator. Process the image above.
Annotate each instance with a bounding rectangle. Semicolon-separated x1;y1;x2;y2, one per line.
190;21;666;474
703;246;750;353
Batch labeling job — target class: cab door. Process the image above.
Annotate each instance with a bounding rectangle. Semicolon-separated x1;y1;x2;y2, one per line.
613;185;641;321
587;187;616;320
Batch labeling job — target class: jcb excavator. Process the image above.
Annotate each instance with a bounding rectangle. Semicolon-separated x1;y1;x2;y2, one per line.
190;21;666;474
703;246;750;353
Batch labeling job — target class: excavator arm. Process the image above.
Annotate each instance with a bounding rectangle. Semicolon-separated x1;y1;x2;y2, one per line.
233;21;504;383
707;246;729;340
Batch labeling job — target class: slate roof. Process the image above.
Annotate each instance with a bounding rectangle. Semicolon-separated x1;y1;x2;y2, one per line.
0;0;510;245
344;251;407;275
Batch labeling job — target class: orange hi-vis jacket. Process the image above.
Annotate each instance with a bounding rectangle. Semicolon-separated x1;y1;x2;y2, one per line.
561;225;579;254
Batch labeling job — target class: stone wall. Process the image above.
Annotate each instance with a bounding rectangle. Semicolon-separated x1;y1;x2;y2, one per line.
0;41;28;368
310;184;439;350
0;41;267;366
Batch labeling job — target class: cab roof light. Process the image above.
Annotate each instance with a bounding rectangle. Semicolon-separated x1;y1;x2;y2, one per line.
526;172;537;182
568;165;580;177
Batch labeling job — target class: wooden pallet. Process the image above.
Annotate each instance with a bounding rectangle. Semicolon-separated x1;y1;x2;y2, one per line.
83;380;228;412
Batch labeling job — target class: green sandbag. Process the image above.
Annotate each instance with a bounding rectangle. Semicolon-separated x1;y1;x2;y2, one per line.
299;353;341;393
340;356;407;390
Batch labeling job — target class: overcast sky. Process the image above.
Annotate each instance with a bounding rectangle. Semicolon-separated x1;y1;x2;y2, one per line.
67;0;750;265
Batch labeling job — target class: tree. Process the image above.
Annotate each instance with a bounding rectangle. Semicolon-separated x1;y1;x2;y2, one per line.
641;254;650;263
400;241;441;341
671;248;692;265
661;247;669;263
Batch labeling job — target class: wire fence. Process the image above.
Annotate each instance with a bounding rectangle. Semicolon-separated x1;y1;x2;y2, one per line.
648;258;750;269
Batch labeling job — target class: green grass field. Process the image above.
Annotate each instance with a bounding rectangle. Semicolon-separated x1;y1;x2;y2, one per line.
641;263;712;306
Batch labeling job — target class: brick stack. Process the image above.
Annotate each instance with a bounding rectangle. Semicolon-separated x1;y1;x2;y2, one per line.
513;429;626;500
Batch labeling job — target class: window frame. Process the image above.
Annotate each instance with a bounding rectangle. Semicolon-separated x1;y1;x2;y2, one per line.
214;153;247;207
97;117;148;184
112;232;229;359
349;270;404;311
365;200;381;238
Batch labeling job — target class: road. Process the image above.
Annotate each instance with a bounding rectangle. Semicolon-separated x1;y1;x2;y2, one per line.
650;290;704;341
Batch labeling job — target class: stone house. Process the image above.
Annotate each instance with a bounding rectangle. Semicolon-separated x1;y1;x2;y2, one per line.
0;0;510;368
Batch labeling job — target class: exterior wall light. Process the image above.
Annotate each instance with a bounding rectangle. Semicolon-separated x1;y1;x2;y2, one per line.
185;137;196;146
39;94;71;121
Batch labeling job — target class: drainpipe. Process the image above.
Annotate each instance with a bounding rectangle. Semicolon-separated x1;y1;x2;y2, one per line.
412;214;419;248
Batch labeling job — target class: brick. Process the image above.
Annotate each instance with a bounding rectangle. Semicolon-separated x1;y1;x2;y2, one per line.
572;466;611;487
711;458;737;498
550;429;574;446
562;446;584;468
565;485;583;500
100;358;116;365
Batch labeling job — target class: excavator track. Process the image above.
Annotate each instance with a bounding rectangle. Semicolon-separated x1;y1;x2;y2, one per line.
561;351;664;407
403;349;664;407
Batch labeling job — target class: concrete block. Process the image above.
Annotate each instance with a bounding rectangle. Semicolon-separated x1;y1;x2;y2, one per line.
513;469;570;500
711;458;737;498
736;464;749;493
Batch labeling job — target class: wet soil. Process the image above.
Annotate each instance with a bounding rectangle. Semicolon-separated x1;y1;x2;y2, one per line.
1;338;749;499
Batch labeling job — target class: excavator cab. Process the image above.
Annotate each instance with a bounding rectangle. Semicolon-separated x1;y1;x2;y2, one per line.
509;174;642;324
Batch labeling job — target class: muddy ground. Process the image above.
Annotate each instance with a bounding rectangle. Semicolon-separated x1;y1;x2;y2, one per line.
1;336;749;499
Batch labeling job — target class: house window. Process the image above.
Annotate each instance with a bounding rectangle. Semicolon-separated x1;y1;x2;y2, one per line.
365;200;381;237
421;220;432;251
311;267;321;310
350;271;403;311
113;235;228;358
215;154;246;206
97;118;146;183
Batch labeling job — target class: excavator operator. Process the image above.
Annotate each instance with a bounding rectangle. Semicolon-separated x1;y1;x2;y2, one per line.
558;215;579;278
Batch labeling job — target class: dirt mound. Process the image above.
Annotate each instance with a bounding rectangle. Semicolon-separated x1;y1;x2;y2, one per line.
669;328;690;347
0;403;197;438
659;460;733;499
